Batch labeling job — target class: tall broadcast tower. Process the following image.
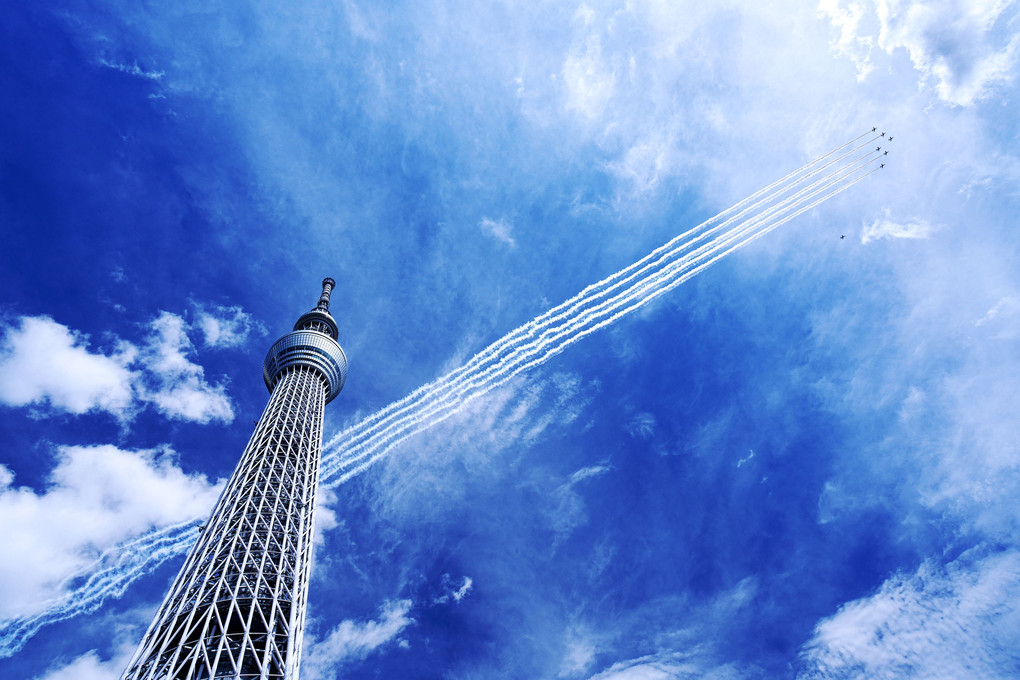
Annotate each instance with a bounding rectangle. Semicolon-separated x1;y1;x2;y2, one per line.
122;279;348;680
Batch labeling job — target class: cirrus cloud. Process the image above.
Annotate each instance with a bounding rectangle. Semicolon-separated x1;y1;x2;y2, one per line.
799;549;1020;679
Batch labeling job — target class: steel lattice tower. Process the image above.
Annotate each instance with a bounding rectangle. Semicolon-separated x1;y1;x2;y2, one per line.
122;279;348;680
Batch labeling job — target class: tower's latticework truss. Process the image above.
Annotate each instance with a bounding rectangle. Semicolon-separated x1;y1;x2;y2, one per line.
122;279;347;680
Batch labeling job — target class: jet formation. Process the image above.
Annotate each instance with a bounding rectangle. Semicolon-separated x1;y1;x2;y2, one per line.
841;127;891;240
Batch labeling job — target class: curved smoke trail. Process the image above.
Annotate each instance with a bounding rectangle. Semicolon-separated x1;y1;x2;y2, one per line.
0;520;201;657
0;130;887;657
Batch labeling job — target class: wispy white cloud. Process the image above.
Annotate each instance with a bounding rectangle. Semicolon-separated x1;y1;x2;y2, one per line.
876;0;1020;106
562;5;617;121
821;0;1020;106
0;445;220;621
559;630;598;678
975;295;1020;339
861;213;936;243
303;599;413;679
584;650;743;680
626;412;657;440
818;0;878;80
546;462;613;549
479;217;516;247
97;59;165;81
0;316;137;416
799;549;1020;679
194;304;266;349
433;574;473;605
451;576;473;602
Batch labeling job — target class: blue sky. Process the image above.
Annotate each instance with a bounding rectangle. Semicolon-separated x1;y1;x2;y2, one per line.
2;0;1020;678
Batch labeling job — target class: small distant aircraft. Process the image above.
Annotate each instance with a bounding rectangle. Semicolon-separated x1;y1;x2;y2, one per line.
840;235;846;239
883;150;888;155
872;127;877;132
888;136;894;141
880;163;885;168
876;146;882;151
880;132;886;137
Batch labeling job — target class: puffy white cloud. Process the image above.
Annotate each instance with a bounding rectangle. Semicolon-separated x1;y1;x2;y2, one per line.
799;550;1020;679
818;0;878;80
0;313;234;424
0;445;221;620
877;0;1020;106
32;650;122;680
303;599;413;679
821;0;1020;106
194;304;266;349
0;316;137;416
30;615;143;680
139;312;233;423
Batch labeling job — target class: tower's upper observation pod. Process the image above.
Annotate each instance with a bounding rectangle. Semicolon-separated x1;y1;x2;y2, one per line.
264;278;348;402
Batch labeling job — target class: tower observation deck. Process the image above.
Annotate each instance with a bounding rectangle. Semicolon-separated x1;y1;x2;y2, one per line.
121;279;348;680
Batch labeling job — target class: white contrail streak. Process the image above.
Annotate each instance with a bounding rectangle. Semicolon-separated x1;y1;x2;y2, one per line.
0;130;886;657
318;143;885;471
319;133;881;464
316;137;883;479
0;521;200;657
327;164;882;485
318;137;884;485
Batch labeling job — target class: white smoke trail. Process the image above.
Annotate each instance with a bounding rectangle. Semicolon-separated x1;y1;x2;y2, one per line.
0;522;200;657
319;133;881;462
318;136;884;482
0;130;886;657
315;183;861;483
327;165;882;485
319;141;885;485
320;159;885;483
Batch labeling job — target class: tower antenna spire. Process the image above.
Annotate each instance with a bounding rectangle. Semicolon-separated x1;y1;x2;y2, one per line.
316;277;335;311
